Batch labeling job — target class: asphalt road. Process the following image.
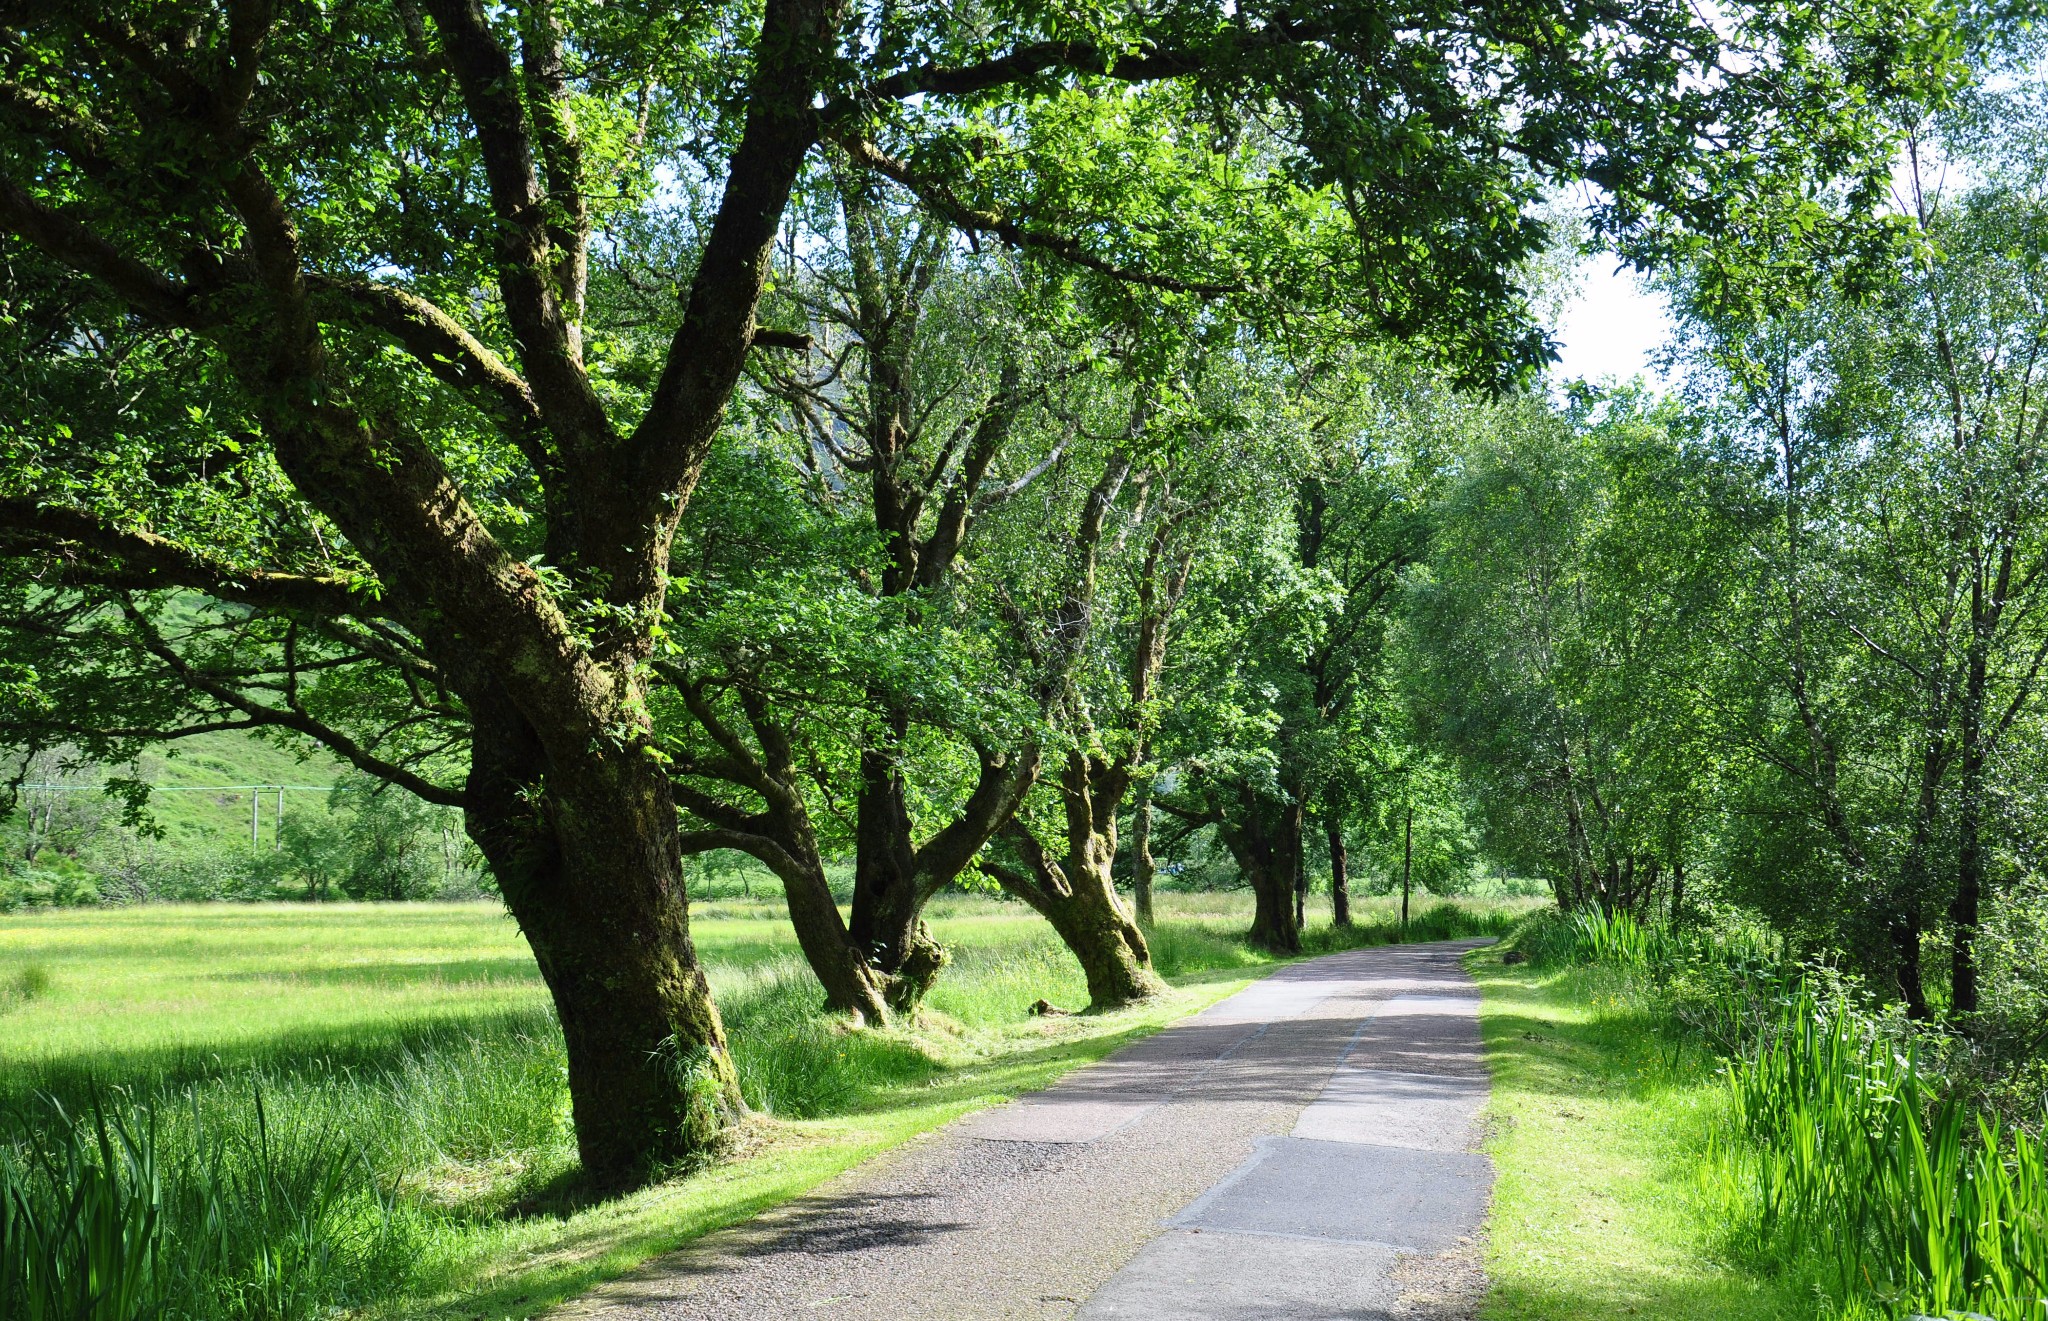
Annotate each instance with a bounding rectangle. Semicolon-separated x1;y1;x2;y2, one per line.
557;939;1496;1321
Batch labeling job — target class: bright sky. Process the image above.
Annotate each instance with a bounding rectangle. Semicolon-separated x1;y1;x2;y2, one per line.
1547;260;1676;391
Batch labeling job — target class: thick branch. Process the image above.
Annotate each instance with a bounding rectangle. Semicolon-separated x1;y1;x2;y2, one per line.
422;0;612;450
0;174;202;327
0;499;377;617
305;274;551;462
824;19;1329;117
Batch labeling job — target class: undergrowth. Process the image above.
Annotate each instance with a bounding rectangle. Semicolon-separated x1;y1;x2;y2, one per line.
1522;906;2048;1321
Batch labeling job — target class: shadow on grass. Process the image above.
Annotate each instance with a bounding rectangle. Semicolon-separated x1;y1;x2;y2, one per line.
206;955;541;988
0;1004;562;1121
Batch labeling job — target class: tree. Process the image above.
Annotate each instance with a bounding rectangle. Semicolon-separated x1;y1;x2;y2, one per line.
1406;392;1723;916
982;366;1232;1008
1157;351;1441;950
0;0;1951;1183
1672;120;2048;1020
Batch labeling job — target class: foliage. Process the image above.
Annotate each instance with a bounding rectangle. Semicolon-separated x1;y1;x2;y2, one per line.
1715;987;2048;1320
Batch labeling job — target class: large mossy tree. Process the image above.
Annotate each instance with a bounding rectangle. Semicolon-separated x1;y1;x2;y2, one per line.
0;0;1951;1183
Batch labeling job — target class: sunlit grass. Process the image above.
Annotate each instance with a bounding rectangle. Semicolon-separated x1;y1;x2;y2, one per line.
1468;942;1811;1321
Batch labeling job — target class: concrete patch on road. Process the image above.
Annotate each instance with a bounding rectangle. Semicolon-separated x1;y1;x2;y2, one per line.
1291;1069;1487;1151
1193;977;1338;1025
956;1096;1157;1144
1077;1228;1404;1320
1171;1136;1493;1253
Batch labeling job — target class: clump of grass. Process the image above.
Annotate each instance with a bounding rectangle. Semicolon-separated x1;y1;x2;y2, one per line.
720;962;942;1118
1;1089;415;1321
1;962;52;1011
1515;905;2048;1320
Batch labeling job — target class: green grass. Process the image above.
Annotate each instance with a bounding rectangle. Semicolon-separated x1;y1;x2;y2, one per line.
0;888;1534;1319
1467;942;1813;1321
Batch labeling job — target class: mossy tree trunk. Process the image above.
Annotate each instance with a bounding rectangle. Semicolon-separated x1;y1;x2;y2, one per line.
467;704;742;1188
1132;780;1158;926
1327;814;1351;927
988;746;1167;1009
1219;793;1304;955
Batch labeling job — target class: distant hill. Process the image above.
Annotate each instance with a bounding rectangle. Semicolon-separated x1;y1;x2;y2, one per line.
131;730;350;847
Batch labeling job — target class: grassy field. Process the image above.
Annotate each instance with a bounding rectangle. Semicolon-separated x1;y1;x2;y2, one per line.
0;889;1532;1320
1466;942;1811;1320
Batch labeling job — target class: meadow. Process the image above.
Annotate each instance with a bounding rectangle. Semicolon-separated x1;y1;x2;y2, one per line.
0;889;1532;1320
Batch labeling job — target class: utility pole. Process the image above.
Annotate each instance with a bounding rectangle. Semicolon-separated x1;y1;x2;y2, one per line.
251;787;260;851
276;787;284;850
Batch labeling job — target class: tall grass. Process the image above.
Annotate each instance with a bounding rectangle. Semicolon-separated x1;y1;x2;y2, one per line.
1713;987;2048;1321
1566;905;1666;967
0;1091;408;1321
1529;905;2048;1320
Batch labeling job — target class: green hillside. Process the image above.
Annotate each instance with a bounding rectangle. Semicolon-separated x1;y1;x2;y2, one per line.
131;730;349;847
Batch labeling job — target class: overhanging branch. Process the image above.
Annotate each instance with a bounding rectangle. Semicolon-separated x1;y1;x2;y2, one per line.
0;499;380;618
828;133;1241;297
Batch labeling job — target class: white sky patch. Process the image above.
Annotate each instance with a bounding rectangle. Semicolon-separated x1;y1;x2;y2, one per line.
1548;259;1675;391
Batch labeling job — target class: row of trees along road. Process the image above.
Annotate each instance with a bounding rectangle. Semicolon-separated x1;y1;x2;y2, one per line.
0;0;1968;1184
1405;74;2048;1039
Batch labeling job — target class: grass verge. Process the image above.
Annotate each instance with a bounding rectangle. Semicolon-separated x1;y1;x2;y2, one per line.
1466;941;1811;1321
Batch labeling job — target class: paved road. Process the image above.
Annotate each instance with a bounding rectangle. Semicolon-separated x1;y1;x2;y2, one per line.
559;939;1495;1321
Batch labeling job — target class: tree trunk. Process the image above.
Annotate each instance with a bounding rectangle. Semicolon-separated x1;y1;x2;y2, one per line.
1221;794;1302;955
993;844;1163;1010
1327;815;1350;927
1892;912;1931;1021
1401;804;1413;936
1039;880;1162;1009
765;848;892;1026
467;710;741;1188
1951;756;1983;1021
850;734;924;975
1132;780;1157;926
1293;802;1309;933
1951;630;1991;1023
991;753;1165;1010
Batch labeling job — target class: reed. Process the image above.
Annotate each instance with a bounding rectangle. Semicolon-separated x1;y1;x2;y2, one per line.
1710;981;2047;1318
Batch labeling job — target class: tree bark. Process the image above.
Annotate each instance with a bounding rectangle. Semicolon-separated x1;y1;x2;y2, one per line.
991;776;1164;1011
1328;814;1350;927
1221;793;1302;954
1132;780;1157;926
1401;804;1413;936
1294;827;1308;933
467;706;741;1188
1892;912;1931;1021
